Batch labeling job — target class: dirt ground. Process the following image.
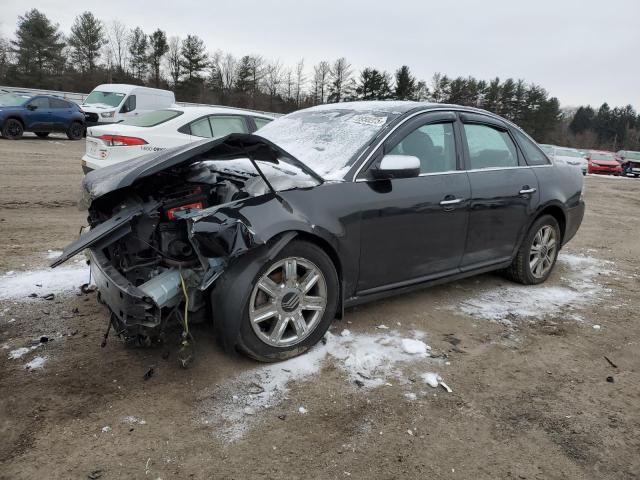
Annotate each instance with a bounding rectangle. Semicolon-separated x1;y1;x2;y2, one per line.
0;134;638;480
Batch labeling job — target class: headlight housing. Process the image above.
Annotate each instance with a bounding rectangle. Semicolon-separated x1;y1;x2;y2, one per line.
101;111;115;118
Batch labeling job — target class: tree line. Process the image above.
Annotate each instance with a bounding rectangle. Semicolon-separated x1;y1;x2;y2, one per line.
0;9;638;151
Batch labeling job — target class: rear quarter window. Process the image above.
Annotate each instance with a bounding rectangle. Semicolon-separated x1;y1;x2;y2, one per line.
512;130;550;166
253;117;273;129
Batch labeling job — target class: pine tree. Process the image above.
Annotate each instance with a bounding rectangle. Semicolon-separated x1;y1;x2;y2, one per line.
234;55;253;94
68;12;104;74
11;9;65;81
569;106;595;134
394;65;417;100
356;68;393;100
128;27;148;80
180;34;208;81
148;29;168;87
327;57;352;103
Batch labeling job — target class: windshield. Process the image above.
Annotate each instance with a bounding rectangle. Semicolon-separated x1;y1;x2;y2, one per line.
256;106;404;180
0;94;30;107
556;149;584;158
120;109;183;127
591;152;615;161
621;151;640;161
84;91;126;108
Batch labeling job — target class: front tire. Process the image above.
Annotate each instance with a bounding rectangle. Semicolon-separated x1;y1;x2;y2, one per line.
505;215;561;285
214;240;339;362
66;122;84;140
2;119;24;139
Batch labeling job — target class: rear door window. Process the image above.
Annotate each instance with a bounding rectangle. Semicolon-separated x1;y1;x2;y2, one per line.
463;124;518;169
209;115;248;138
50;98;71;109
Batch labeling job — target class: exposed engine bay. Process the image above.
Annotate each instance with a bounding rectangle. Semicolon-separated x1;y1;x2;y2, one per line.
52;135;322;363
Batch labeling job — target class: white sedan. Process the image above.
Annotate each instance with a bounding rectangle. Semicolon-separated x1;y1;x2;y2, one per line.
82;106;274;172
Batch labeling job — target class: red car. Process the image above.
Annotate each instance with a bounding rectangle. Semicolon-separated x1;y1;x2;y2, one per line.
586;151;622;175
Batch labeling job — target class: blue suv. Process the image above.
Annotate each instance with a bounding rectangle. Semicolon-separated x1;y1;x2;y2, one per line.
0;94;86;140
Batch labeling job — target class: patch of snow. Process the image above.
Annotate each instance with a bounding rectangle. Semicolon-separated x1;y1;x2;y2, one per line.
101;426;112;433
421;372;442;388
376;324;389;330
4;271;16;277
24;356;46;370
46;250;63;259
200;330;433;441
122;416;146;425
455;254;613;323
592;324;601;330
340;329;351;337
0;264;89;301
8;344;40;359
298;406;308;414
404;392;417;401
400;338;430;355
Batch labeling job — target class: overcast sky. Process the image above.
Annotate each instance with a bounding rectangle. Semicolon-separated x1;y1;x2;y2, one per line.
1;0;638;108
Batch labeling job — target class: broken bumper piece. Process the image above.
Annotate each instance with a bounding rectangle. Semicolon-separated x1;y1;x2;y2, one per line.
89;249;187;336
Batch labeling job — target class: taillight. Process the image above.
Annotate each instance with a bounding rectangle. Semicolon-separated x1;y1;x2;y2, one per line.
166;202;204;220
99;134;147;146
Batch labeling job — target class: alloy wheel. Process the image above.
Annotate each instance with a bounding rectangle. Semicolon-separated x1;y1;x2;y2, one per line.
529;225;557;279
249;256;327;347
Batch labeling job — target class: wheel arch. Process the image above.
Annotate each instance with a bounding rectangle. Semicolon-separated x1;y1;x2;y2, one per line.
535;203;567;244
3;115;25;128
265;229;345;319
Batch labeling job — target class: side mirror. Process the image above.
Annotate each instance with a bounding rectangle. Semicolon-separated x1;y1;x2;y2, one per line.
371;154;420;180
27;104;37;111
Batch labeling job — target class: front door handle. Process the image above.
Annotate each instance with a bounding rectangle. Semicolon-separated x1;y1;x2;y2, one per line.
519;187;537;194
440;198;463;206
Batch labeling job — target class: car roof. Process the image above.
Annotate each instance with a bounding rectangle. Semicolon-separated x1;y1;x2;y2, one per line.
167;106;274;119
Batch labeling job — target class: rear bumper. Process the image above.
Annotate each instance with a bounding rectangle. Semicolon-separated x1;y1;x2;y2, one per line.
563;200;585;245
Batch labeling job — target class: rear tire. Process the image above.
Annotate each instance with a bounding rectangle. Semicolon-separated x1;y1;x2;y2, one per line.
2;119;24;139
213;240;339;362
35;132;49;138
504;215;561;285
66;122;84;140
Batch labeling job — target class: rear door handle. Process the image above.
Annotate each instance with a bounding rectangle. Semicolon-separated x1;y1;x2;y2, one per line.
440;198;463;206
519;187;537;194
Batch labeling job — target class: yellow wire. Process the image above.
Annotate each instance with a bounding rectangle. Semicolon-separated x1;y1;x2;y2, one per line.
179;272;189;336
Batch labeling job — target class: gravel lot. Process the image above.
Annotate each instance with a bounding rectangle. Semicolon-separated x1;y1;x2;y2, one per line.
0;134;639;479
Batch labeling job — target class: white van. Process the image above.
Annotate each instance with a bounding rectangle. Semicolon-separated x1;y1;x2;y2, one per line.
81;84;175;126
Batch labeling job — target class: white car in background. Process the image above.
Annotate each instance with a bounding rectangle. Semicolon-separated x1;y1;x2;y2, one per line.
552;147;588;175
82;106;274;172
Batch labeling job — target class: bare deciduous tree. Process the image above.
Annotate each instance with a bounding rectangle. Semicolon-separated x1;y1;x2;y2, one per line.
263;60;283;108
295;58;305;107
106;20;128;75
220;53;237;92
166;36;181;87
313;60;330;104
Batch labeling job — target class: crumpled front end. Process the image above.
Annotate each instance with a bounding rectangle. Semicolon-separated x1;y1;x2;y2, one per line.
52;135;317;345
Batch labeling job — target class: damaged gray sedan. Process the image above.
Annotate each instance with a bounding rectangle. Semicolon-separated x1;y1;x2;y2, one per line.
52;101;585;363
